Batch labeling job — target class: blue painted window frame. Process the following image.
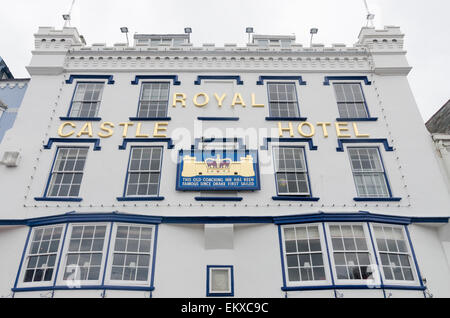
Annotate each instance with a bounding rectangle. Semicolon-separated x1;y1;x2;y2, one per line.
206;265;234;297
346;146;401;202
271;145;320;201
117;146;165;202
278;223;332;288
13;221;160;295
265;81;307;121
61;81;107;121
326;78;378;122
369;223;423;288
277;222;426;296
35;146;90;202
129;81;172;121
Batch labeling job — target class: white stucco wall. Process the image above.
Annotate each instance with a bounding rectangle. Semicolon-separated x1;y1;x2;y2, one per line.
0;25;449;298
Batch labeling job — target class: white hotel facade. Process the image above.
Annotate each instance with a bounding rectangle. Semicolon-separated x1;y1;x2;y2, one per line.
0;25;449;298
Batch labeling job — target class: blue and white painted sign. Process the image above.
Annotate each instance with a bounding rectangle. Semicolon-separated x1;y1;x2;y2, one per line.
176;150;260;191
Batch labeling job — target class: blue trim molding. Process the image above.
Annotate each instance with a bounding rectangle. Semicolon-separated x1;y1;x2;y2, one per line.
34;197;83;202
336;139;394;152
131;75;181;86
12;285;155;294
59;117;102;122
336;118;378;122
261;138;318;151
265;117;308;121
1;211;446;227
197;117;239;121
354;197;402;202
323;76;372;86
272;196;320;202
129;117;172;121
195;75;243;85
118;138;175;150
206;265;234;297
66;75;115;85
117;197;165;202
281;284;425;292
195;197;243;202
257;76;307;86
43;138;102;151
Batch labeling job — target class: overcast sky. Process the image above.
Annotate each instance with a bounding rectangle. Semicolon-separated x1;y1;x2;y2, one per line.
1;0;449;121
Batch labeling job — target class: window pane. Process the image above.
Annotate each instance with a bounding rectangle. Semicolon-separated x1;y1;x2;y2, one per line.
268;83;300;118
110;225;153;282
373;226;415;282
63;225;106;282
211;269;230;292
47;148;87;198
70;83;104;118
283;225;325;282
330;225;373;281
333;83;368;119
126;147;162;197
23;226;64;283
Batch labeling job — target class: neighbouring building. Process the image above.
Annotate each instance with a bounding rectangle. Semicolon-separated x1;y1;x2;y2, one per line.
426;100;450;192
0;56;29;143
0;25;449;298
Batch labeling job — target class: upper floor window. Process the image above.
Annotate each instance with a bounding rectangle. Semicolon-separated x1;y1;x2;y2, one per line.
125;147;163;197
273;147;310;196
373;225;415;281
267;83;300;118
47;147;88;198
22;225;64;284
282;225;326;283
333;83;368;119
137;83;170;119
348;147;390;198
69;83;104;118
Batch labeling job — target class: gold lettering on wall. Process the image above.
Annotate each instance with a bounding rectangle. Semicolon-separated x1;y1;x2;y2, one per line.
76;122;93;137
172;93;187;107
214;93;226;107
317;122;331;138
232;93;246;107
251;93;264;107
335;122;351;138
136;123;150;138
298;122;315;138
353;123;370;138
58;122;76;137
98;122;115;138
278;122;294;137
119;122;134;138
153;122;168;137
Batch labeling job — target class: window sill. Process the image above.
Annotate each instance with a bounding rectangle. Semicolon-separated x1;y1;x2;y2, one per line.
281;284;425;292
206;292;234;297
265;117;307;121
34;197;83;202
272;196;320;201
354;197;402;202
12;285;155;293
336;118;378;122
116;197;165;201
129;117;171;121
197;117;240;121
195;197;243;202
59;117;102;121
